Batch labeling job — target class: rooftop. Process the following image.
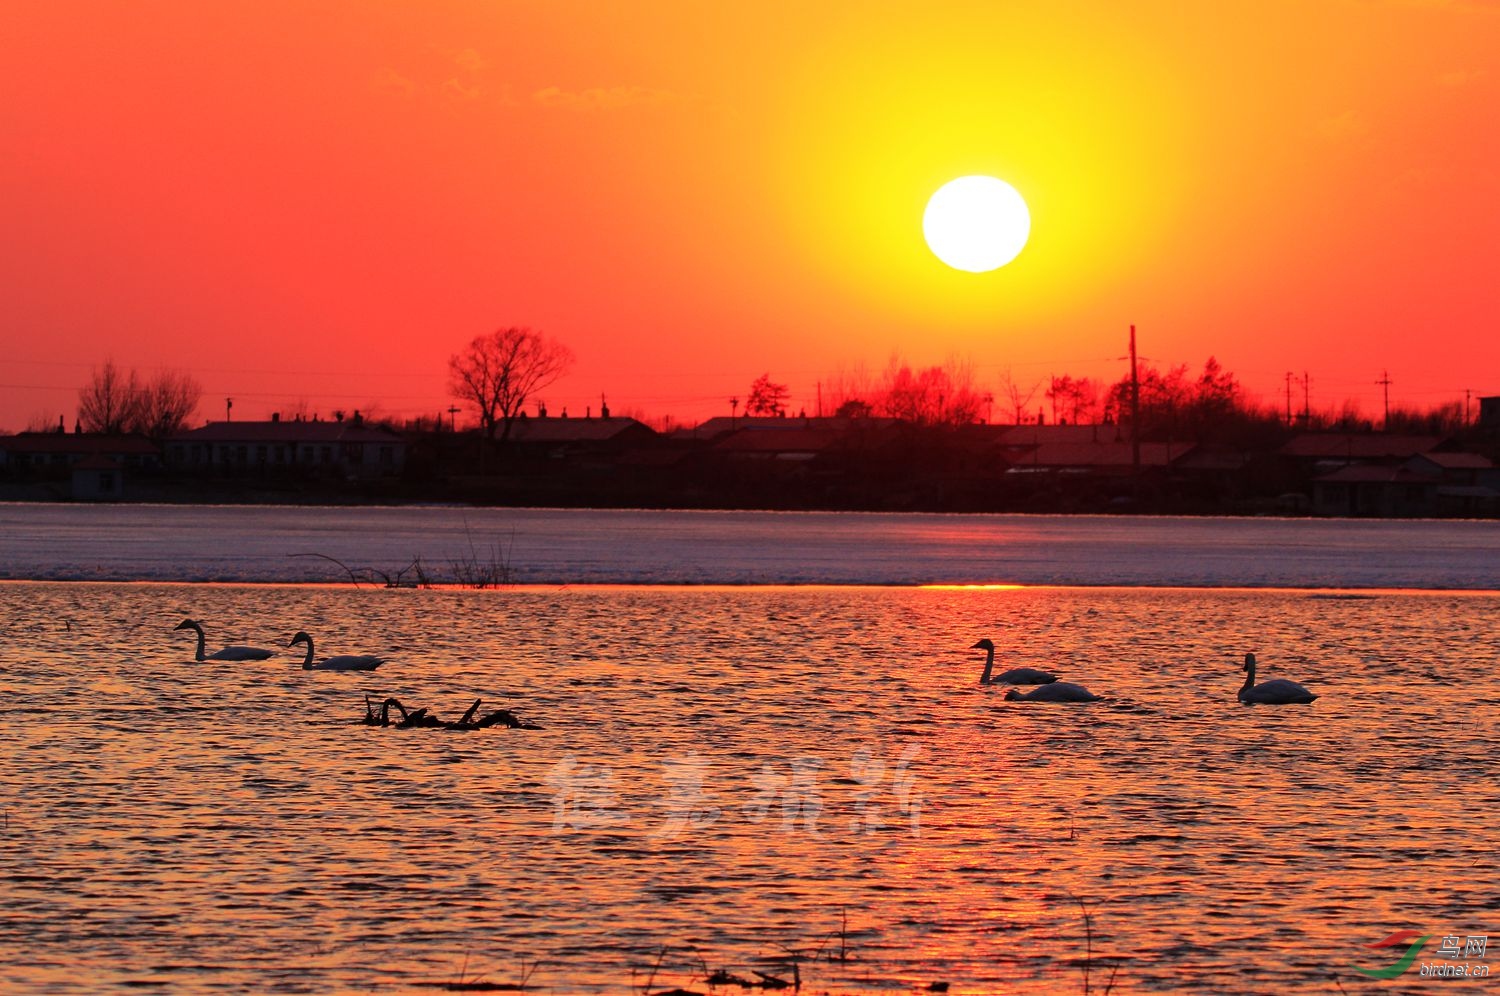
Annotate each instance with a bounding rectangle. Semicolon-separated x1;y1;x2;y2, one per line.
1;432;159;455
173;419;403;444
1279;432;1444;460
508;416;654;444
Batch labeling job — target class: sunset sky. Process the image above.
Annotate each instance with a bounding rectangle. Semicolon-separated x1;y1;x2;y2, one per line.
4;1;1497;432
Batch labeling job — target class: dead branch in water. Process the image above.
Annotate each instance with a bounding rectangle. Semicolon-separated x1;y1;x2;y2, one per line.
290;551;431;587
449;523;516;589
290;551;368;585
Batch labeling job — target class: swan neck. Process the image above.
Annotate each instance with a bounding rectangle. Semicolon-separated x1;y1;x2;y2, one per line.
980;645;995;684
300;637;314;667
1241;659;1255;692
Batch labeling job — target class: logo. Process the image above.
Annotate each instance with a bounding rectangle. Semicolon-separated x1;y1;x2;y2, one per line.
1353;930;1432;979
1353;929;1490;980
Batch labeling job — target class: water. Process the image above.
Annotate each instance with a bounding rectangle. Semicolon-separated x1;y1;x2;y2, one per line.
2;507;1498;994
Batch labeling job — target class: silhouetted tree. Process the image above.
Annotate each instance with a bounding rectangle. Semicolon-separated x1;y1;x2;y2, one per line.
834;398;874;418
1189;357;1241;429
78;360;144;434
877;358;989;427
1104;362;1191;436
822;364;876;419
449;327;574;452
997;368;1043;425
25;411;64;433
77;361;202;439
1387;400;1465;434
1046;374;1100;424
745;374;789;416
135;370;203;441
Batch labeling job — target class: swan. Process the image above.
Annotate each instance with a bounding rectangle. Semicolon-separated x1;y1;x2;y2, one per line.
449;698;543;730
174;618;274;662
971;638;1058;685
1238;653;1317;705
359;696;542;730
288;631;385;671
1003;682;1102;703
360;695;388;725
360;697;436;727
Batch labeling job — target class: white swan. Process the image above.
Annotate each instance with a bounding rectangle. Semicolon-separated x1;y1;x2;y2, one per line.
971;638;1058;685
174;618;274;662
1238;653;1317;705
288;631;385;671
1004;682;1102;703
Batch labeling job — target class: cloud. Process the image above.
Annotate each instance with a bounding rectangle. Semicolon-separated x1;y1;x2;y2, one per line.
374;46;496;102
1319;110;1369;140
1437;67;1488;86
372;68;418;97
531;85;691;111
1369;0;1500;9
451;48;486;74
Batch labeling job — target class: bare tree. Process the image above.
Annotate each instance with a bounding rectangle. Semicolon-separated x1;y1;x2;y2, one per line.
997;368;1043;425
1046;374;1100;424
26;411;64;433
449;327;574;450
78;360;144;434
823;363;876;418
834;398;874;417
876;357;989;427
745;373;789;416
135;370;203;441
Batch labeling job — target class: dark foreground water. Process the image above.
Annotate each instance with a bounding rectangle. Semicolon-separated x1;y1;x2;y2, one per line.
3;580;1497;994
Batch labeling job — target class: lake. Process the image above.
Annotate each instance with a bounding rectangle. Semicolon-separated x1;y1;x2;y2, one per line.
1;506;1497;994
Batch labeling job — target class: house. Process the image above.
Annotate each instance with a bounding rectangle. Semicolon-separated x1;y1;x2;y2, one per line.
70;454;126;500
1311;452;1500;516
167;413;406;478
1405;452;1499;488
1479;396;1500;429
997;423;1130;447
1003;439;1193;477
505;415;658;461
1311;464;1440;517
710;426;852;462
1406;452;1500;516
1278;432;1445;475
679;415;902;442
0;432;160;477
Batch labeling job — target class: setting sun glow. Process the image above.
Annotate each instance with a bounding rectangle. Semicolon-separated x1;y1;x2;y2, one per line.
922;176;1031;273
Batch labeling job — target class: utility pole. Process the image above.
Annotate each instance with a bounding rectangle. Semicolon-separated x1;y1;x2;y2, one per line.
1376;370;1392;429
1129;324;1141;484
730;397;739;428
226;397;233;422
1302;372;1311;427
1465;388;1472;426
1284;372;1293;426
446;405;459;431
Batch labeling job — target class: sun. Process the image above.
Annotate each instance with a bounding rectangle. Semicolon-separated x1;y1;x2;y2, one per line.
923;175;1031;272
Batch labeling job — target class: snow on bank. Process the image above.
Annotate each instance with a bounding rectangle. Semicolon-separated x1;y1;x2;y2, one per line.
2;503;1498;589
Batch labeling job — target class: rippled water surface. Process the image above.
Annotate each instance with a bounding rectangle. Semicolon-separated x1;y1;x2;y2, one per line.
4;581;1497;994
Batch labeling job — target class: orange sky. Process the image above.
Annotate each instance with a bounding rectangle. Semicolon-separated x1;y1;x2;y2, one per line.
3;1;1497;432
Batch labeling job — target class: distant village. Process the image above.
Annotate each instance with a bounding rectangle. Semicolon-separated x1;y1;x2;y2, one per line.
5;399;1500;517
